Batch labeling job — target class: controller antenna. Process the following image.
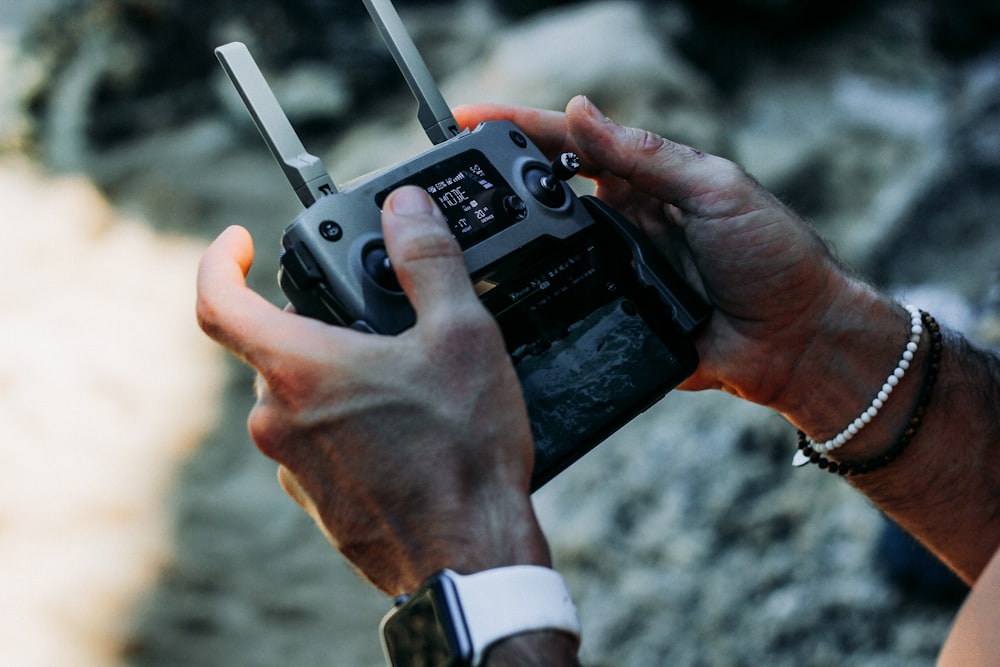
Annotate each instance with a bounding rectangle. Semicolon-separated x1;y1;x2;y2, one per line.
362;0;461;145
215;42;337;208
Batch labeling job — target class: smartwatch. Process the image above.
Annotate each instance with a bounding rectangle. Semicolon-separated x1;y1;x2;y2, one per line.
380;566;581;666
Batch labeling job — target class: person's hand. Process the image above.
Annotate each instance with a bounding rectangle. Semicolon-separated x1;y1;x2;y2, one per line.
196;186;551;596
454;96;902;429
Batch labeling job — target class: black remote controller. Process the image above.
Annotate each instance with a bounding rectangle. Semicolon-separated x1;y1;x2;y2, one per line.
216;0;710;490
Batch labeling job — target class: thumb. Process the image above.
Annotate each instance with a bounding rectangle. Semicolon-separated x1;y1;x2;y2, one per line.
565;95;743;211
380;186;480;322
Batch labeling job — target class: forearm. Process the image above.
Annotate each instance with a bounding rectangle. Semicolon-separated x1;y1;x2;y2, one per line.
777;281;1000;582
849;326;1000;582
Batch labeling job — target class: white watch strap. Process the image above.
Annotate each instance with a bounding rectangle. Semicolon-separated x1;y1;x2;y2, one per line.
450;565;581;666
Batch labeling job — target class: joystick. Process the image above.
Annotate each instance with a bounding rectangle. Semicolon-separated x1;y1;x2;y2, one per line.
524;152;581;209
363;245;401;292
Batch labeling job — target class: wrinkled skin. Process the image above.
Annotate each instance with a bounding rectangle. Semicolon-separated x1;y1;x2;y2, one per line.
197;188;549;596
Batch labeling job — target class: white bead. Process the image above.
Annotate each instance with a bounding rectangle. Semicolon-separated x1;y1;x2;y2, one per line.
866;406;879;419
878;391;889;402
861;412;872;424
899;359;910;370
872;398;883;410
894;367;906;379
887;374;899;387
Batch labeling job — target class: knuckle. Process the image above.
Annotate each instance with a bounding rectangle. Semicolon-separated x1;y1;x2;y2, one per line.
395;227;462;266
195;292;222;339
247;401;284;461
634;127;669;156
424;301;506;360
252;358;325;424
246;368;323;463
259;363;317;417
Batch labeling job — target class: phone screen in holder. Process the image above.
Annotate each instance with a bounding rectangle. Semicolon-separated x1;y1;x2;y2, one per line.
477;224;697;489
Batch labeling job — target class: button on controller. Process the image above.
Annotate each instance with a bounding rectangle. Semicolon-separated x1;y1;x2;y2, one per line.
319;220;343;242
502;193;528;220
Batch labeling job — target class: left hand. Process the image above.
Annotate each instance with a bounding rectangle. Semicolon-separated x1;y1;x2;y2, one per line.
196;186;551;596
453;97;857;413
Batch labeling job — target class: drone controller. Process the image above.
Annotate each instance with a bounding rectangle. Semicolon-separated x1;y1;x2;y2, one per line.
216;0;710;490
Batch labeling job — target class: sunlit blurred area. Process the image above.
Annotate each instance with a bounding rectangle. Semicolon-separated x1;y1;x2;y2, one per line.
0;158;226;666
2;4;227;666
1;0;998;665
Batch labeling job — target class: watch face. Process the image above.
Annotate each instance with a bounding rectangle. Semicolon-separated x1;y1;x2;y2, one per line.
382;583;469;666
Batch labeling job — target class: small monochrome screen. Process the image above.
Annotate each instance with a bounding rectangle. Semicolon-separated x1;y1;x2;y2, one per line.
378;150;518;249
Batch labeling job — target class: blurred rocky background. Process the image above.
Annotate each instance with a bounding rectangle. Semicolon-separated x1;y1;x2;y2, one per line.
2;0;999;664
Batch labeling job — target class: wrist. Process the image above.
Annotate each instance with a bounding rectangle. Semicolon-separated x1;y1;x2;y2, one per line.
773;281;925;460
483;630;580;666
381;566;580;667
445;493;553;575
393;484;552;595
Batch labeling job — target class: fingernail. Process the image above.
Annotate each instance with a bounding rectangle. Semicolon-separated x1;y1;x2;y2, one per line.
387;186;436;216
579;95;609;123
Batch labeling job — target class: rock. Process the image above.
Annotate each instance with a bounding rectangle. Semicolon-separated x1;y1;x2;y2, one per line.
444;1;722;150
867;50;1000;300
326;1;723;182
22;0;407;169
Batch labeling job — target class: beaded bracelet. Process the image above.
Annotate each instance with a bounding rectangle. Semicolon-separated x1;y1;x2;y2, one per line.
793;309;942;476
797;304;923;458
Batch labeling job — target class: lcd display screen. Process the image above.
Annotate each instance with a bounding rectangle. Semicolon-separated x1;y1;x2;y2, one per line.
378;150;520;250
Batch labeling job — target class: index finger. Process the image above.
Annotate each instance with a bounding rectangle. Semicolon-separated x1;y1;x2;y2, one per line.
453;102;577;159
195;225;352;371
561;96;754;213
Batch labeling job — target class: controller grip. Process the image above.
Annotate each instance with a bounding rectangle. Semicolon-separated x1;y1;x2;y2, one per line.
279;239;417;333
580;196;711;335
